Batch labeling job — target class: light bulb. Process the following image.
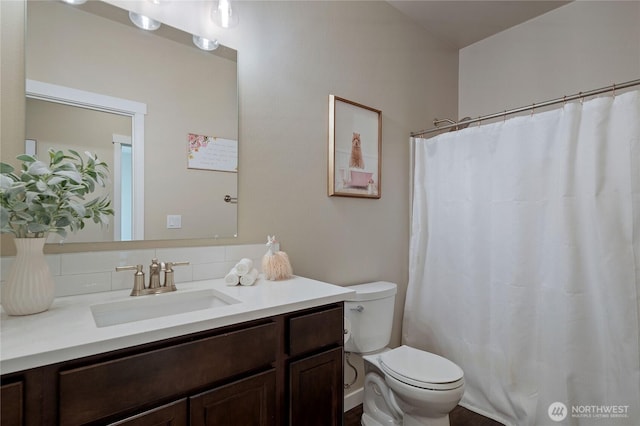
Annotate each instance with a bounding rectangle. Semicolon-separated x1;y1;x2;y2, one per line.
211;0;238;29
129;11;161;31
61;0;87;4
193;35;219;51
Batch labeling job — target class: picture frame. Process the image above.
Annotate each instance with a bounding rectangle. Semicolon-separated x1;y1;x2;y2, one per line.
187;133;238;173
328;95;382;198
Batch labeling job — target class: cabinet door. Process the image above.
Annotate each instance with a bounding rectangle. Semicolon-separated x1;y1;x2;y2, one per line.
109;399;187;426
190;369;276;426
289;347;343;426
0;381;23;426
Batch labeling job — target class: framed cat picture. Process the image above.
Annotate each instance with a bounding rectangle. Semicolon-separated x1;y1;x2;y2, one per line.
328;95;382;199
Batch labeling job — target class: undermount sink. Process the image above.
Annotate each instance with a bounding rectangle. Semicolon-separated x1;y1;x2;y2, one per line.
90;289;241;328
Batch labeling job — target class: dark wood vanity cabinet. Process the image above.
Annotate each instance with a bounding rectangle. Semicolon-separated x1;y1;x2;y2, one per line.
287;305;344;426
0;302;344;426
0;381;23;425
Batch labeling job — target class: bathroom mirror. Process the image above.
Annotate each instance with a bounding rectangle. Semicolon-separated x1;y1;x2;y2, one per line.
22;0;238;242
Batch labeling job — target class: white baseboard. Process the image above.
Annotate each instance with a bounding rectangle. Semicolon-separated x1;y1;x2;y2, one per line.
344;386;364;412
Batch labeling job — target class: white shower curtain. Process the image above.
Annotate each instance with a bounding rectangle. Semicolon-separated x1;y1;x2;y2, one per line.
404;90;640;426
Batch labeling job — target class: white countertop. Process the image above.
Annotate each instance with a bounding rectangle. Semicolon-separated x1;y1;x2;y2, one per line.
0;275;355;374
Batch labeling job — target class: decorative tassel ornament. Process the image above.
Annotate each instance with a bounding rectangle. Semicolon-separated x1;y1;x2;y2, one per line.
262;235;293;281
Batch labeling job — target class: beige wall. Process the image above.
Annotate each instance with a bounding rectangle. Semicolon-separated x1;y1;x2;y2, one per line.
459;0;640;118
226;1;458;349
1;1;459;352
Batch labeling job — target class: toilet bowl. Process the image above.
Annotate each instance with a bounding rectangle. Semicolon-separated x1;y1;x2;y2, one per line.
344;282;464;426
360;346;464;426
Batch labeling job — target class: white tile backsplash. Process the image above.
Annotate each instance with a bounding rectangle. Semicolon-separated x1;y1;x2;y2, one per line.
0;243;266;298
225;244;267;261
54;272;112;297
60;250;156;275
111;269;134;291
192;262;230;281
172;265;194;284
155;246;225;265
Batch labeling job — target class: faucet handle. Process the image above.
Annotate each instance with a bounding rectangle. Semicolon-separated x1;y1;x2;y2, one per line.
115;264;142;272
166;261;190;269
116;265;146;296
163;261;190;290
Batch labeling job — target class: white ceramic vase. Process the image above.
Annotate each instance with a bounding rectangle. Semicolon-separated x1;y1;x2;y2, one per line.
2;238;55;316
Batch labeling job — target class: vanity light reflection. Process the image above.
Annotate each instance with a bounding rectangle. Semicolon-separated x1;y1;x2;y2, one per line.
212;0;239;29
128;11;161;31
193;35;220;51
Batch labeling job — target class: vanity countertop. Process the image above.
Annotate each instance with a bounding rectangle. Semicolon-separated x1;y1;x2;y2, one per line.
0;276;355;375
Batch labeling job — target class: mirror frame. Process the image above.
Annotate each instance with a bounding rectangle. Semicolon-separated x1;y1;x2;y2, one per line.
26;79;146;240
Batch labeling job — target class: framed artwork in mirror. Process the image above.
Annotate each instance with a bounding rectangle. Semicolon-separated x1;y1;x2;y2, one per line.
328;95;382;199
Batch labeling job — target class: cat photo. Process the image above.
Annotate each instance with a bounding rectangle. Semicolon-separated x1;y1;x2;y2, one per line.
349;132;365;169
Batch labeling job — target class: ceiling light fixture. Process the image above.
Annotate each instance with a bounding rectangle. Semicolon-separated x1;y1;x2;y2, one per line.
128;11;161;31
61;0;87;4
211;0;238;29
192;35;219;51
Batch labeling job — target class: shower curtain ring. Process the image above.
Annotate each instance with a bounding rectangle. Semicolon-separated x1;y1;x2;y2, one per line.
531;103;535;117
612;83;616;97
563;95;567;108
579;92;584;104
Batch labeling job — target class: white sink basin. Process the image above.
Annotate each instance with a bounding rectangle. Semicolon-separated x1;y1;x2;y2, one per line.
90;289;241;328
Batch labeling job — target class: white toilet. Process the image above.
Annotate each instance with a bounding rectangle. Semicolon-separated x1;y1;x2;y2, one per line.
344;282;464;426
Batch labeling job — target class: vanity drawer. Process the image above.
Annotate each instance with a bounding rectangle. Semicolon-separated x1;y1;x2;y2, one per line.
59;322;276;425
288;305;343;357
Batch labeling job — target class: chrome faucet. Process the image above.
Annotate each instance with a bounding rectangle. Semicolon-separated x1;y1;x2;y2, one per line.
116;259;189;296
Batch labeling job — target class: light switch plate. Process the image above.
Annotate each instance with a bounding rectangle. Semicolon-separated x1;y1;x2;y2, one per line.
167;215;182;229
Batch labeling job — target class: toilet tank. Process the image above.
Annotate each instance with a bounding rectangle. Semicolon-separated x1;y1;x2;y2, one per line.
344;281;397;354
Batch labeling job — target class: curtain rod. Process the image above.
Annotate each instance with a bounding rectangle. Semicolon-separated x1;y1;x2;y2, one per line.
411;78;640;137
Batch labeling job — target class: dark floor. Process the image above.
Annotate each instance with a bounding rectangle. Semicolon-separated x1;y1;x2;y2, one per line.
344;404;504;426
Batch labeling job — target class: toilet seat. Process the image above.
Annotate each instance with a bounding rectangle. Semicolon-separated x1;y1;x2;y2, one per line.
378;345;464;391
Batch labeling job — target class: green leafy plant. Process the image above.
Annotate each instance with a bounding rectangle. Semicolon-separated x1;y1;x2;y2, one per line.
0;149;114;239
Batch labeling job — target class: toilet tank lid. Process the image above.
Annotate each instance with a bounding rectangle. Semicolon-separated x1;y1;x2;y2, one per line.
345;281;397;301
